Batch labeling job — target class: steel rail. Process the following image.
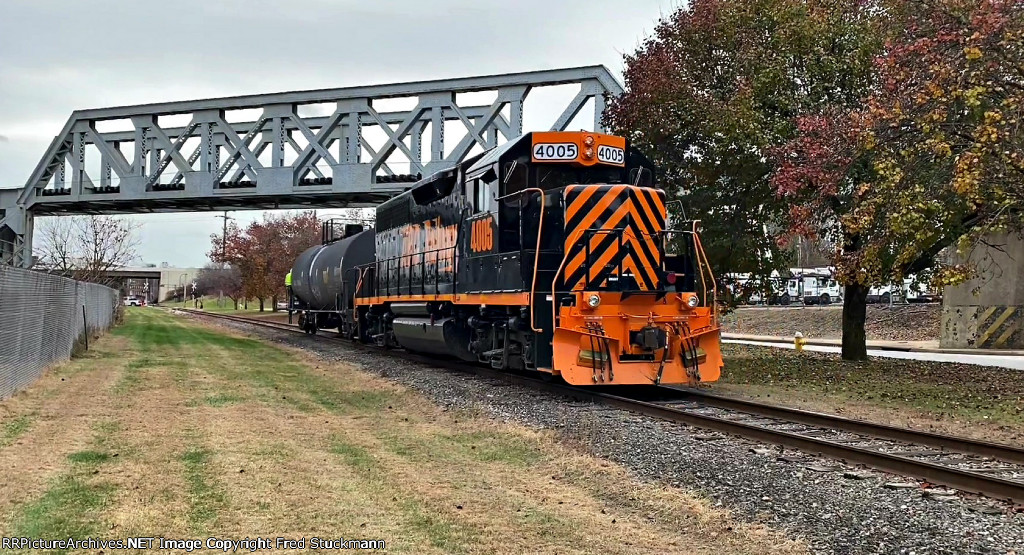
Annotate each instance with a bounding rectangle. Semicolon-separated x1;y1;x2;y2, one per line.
178;308;1024;504
663;387;1024;465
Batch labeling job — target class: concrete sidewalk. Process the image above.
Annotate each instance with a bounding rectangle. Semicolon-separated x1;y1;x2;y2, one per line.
721;333;1024;357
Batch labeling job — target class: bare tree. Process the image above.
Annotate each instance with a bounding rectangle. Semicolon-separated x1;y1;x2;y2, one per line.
195;263;244;309
35;216;141;285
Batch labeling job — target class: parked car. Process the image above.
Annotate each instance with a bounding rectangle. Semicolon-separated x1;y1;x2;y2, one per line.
123;296;141;307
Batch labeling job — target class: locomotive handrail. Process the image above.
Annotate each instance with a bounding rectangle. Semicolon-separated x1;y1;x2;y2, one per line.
354;246;458;299
690;223;717;320
551;225;659;331
550;225;589;332
551;223;719;331
579;227;665;291
660;225;717;316
497;187;545;332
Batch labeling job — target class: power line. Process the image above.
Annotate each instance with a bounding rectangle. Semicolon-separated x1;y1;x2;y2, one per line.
215;211;234;259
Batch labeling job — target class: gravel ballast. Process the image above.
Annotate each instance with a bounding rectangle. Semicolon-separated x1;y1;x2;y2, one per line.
196;314;1024;555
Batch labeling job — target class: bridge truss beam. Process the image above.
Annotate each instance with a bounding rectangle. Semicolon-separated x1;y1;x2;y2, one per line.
0;66;622;267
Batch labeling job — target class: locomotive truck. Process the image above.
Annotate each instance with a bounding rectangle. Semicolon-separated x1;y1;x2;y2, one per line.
290;131;722;386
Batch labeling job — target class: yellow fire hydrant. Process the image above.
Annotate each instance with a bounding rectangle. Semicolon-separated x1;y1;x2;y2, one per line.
794;332;807;352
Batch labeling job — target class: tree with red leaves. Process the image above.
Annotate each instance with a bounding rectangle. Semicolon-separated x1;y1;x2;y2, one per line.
195;263;244;309
605;0;884;299
774;0;1024;360
209;211;320;311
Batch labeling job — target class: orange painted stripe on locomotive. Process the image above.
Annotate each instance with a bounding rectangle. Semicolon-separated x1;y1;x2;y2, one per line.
583;240;625;287
632;187;665;230
570;185;627;233
620;188;665;286
620;256;647;288
563;200;634;279
563;185;602;224
592;239;655;291
354;292;531;306
573;228;660;291
586;239;633;288
647;187;667;215
628;210;663;287
564;185;629;239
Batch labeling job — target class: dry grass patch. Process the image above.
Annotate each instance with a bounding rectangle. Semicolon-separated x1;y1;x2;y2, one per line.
181;312;805;555
0;336;127;533
0;309;806;554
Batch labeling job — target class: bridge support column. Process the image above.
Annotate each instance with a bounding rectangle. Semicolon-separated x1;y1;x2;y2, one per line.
941;232;1024;349
0;190;32;267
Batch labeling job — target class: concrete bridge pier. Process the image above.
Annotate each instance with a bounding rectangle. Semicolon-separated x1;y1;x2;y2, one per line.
941;232;1024;350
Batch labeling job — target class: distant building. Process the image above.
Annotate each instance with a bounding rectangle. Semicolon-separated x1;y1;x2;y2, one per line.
100;266;204;303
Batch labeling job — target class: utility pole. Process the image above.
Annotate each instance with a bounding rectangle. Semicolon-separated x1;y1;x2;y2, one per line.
215;211;234;260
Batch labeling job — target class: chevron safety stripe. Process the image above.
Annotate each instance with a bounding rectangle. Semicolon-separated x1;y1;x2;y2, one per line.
562;185;666;291
976;306;1021;348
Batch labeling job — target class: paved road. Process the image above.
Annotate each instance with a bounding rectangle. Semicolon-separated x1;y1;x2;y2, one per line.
723;338;1024;371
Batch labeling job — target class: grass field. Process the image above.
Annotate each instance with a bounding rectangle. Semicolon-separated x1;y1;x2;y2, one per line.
716;344;1024;447
0;309;803;554
176;299;271;313
166;298;288;319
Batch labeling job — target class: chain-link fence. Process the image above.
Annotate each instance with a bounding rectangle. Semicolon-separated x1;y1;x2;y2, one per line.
0;265;119;399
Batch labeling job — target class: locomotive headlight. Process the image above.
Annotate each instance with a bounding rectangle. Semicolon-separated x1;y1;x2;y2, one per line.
586;294;601;308
684;294;699;308
583;147;595;160
584;135;596;147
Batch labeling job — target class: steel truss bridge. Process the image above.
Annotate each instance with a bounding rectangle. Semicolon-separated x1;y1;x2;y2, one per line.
0;66;622;267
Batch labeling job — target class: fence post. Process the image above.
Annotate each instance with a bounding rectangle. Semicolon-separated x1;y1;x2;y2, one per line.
82;304;88;351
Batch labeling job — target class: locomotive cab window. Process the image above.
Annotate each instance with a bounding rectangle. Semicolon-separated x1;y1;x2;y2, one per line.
628;167;653;188
502;161;528;196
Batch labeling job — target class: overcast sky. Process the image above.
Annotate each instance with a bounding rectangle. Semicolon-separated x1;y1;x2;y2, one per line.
0;0;679;267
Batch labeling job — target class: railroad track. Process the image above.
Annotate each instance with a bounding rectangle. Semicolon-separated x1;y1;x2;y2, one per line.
178;308;1024;505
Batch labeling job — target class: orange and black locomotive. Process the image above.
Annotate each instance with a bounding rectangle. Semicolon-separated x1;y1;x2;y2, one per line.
290;131;722;386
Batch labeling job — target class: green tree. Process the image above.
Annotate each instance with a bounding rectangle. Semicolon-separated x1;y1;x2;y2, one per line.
773;0;1024;359
605;0;884;301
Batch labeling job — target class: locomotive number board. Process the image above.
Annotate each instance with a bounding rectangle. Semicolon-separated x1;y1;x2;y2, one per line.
530;132;627;167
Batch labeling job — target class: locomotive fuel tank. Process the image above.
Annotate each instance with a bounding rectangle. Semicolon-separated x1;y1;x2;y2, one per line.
291;229;375;311
391;317;476;361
